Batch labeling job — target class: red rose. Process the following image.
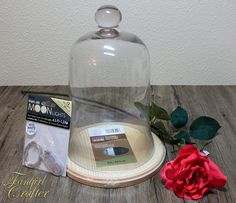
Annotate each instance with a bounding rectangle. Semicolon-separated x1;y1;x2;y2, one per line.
161;144;227;200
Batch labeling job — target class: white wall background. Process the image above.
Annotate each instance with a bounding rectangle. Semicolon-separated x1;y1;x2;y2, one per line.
1;0;236;85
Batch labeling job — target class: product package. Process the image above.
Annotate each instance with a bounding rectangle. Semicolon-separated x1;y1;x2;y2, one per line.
88;125;137;167
23;94;71;176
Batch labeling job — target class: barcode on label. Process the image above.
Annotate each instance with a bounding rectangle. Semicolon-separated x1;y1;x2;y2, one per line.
88;125;125;137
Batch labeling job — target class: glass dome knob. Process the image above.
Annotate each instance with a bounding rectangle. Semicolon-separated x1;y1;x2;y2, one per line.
95;5;122;28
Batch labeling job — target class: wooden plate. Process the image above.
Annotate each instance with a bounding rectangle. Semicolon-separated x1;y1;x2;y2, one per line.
67;122;166;188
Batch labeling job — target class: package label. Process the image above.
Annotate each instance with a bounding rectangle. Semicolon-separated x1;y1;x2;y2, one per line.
26;94;71;129
88;125;137;167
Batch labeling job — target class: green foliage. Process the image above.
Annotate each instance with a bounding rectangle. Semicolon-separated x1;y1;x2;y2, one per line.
134;102;170;121
135;101;221;147
152;121;169;136
151;102;170;121
173;130;190;144
171;106;188;128
190;116;221;140
134;102;150;119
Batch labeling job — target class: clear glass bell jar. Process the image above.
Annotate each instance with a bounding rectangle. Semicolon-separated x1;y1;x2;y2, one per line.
68;5;156;177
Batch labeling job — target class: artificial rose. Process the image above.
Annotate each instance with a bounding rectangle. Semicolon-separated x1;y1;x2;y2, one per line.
161;144;227;200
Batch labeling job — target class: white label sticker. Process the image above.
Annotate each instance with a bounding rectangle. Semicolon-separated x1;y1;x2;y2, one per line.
26;121;37;137
88;125;125;137
202;150;210;156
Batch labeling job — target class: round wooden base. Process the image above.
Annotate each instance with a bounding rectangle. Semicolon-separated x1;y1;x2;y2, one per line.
67;124;166;188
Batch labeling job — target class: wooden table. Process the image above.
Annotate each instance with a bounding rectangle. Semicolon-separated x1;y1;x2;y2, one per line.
0;86;235;203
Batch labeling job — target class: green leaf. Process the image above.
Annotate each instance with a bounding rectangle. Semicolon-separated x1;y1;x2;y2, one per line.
171;106;188;128
178;138;185;145
135;102;170;121
190;116;221;140
174;130;190;143
178;139;187;147
151;103;170;120
152;121;169;136
134;102;150;118
170;130;190;144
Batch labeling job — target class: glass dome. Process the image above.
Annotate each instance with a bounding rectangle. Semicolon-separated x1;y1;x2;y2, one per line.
67;6;165;187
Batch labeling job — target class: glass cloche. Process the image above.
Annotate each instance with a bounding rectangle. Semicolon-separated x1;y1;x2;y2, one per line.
67;5;166;187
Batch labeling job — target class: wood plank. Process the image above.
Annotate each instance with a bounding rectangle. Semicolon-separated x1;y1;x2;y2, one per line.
152;86;236;203
0;86;235;203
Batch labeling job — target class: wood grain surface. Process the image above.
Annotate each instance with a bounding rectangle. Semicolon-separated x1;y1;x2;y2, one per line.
0;86;235;203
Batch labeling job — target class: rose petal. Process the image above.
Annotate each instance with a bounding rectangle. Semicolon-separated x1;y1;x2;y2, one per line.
176;179;184;185
173;183;186;199
161;163;174;182
185;182;195;191
198;177;209;189
165;180;175;191
165;167;178;180
179;144;198;156
186;165;200;180
191;187;209;200
172;154;189;167
180;153;199;166
208;159;227;187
